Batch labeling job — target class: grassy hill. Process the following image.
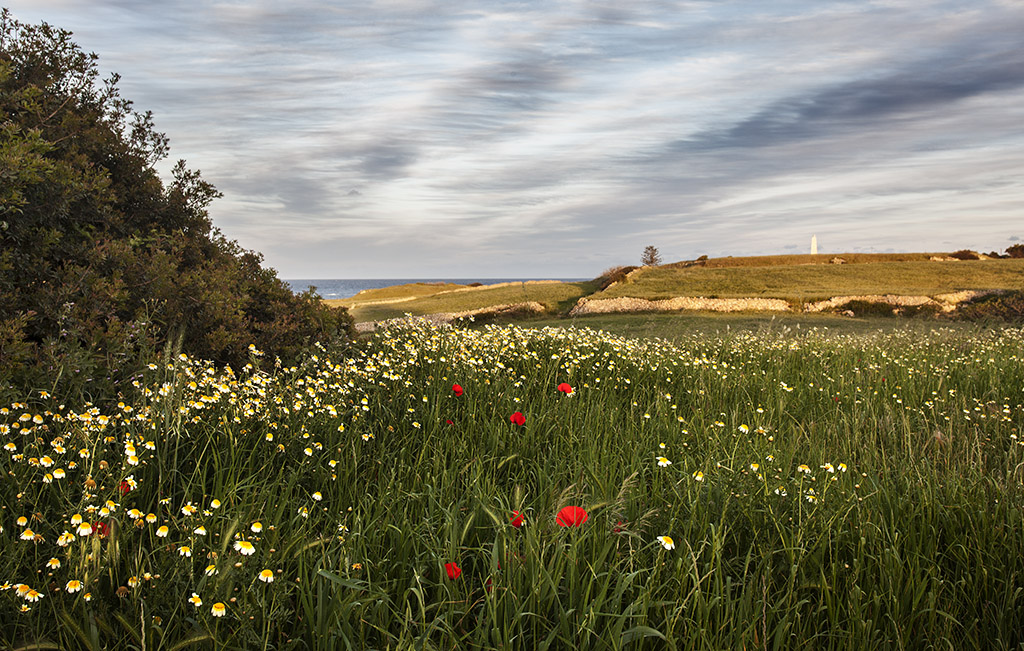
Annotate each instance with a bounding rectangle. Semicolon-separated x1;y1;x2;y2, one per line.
326;256;1024;324
666;252;942;269
327;281;598;323
594;258;1024;303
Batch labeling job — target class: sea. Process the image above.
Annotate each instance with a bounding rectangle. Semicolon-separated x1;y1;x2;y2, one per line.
284;278;587;301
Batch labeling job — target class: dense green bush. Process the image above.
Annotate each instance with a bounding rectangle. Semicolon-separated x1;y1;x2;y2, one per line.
0;10;352;401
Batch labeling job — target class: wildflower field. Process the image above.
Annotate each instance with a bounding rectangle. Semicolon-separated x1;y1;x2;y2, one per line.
2;320;1023;649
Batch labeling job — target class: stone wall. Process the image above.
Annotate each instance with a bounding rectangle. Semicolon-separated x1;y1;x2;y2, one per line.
569;296;792;315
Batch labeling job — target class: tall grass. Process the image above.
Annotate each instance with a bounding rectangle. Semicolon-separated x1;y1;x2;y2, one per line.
2;322;1023;649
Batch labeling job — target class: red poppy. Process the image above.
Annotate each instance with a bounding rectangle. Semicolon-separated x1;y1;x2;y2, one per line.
557;383;574;395
556;506;588;527
509;411;526;426
613;519;627;533
444;562;462;580
94;521;110;538
452;383;464;397
510;511;524;528
119;480;131;495
445;419;454;425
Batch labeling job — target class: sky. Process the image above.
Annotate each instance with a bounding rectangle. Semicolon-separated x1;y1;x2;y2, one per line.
5;1;1024;278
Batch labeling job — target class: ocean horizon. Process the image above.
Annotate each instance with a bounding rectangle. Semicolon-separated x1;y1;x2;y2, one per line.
284;278;588;300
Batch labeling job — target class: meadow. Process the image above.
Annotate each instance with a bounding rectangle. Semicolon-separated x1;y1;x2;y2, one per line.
2;320;1023;649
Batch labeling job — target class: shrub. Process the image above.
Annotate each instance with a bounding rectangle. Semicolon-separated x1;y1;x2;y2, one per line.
1006;244;1024;259
949;250;980;260
834;300;940;318
901;302;942;318
837;300;900;317
0;11;352;401
955;291;1024;322
594;266;638;290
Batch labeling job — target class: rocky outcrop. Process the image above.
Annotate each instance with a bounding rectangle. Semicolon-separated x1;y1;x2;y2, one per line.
804;290;998;314
569;296;792;316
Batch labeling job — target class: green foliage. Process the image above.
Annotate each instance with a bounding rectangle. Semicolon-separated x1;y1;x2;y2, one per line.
0;10;352;401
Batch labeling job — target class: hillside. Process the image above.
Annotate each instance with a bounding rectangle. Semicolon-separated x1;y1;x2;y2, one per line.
593;258;1024;303
666;251;943;269
326;280;597;323
330;255;1024;326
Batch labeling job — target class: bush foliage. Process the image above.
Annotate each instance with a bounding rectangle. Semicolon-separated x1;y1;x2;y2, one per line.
949;249;980;260
0;10;352;400
595;266;638;291
956;290;1024;322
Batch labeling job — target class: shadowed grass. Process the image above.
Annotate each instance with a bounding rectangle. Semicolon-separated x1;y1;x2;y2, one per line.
520;312;991;341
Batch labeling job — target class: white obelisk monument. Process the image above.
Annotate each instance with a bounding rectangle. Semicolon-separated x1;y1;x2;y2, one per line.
811;235;818;255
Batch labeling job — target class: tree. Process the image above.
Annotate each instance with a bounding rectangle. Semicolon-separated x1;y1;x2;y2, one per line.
1006;244;1024;259
641;245;662;266
0;10;352;399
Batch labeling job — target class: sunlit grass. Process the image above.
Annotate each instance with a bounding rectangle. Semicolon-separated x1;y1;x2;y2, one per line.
338;280;596;323
2;322;1023;649
594;259;1024;303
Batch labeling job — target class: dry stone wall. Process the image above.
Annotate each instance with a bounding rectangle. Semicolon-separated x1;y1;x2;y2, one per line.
569;296;791;315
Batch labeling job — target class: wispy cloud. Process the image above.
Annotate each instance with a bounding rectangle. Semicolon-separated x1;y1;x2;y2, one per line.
6;0;1024;275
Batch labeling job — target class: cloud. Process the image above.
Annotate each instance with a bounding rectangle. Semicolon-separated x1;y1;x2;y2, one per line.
6;0;1024;276
681;51;1024;152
